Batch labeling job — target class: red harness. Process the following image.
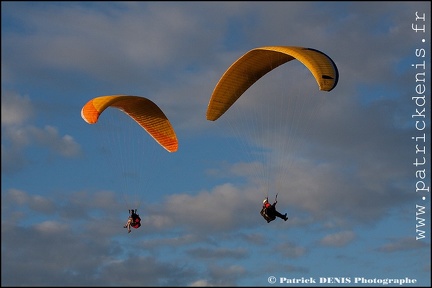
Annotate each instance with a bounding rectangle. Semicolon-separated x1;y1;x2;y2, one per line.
131;216;141;229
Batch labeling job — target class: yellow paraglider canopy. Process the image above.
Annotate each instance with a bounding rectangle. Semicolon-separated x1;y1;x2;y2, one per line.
206;46;339;121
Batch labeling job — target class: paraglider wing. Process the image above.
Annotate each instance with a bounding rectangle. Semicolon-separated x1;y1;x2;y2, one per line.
81;95;178;152
206;46;339;121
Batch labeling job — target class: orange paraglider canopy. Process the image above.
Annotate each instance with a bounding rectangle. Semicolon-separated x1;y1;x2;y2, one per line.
81;95;178;152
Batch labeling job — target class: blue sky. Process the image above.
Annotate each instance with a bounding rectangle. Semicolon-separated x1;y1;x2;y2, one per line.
1;1;431;287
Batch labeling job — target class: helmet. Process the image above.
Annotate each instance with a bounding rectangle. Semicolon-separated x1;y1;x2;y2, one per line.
263;198;268;204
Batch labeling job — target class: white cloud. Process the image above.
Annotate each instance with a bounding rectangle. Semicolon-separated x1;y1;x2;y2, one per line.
1;91;34;127
320;230;356;247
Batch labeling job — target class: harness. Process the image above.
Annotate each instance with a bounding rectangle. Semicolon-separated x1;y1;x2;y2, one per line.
260;194;278;223
131;214;141;229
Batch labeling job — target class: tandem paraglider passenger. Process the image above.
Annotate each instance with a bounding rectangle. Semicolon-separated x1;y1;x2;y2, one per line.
124;209;141;233
260;196;288;223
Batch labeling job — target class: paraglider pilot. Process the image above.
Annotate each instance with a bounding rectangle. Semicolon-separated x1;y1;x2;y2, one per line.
124;209;141;233
260;196;288;223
